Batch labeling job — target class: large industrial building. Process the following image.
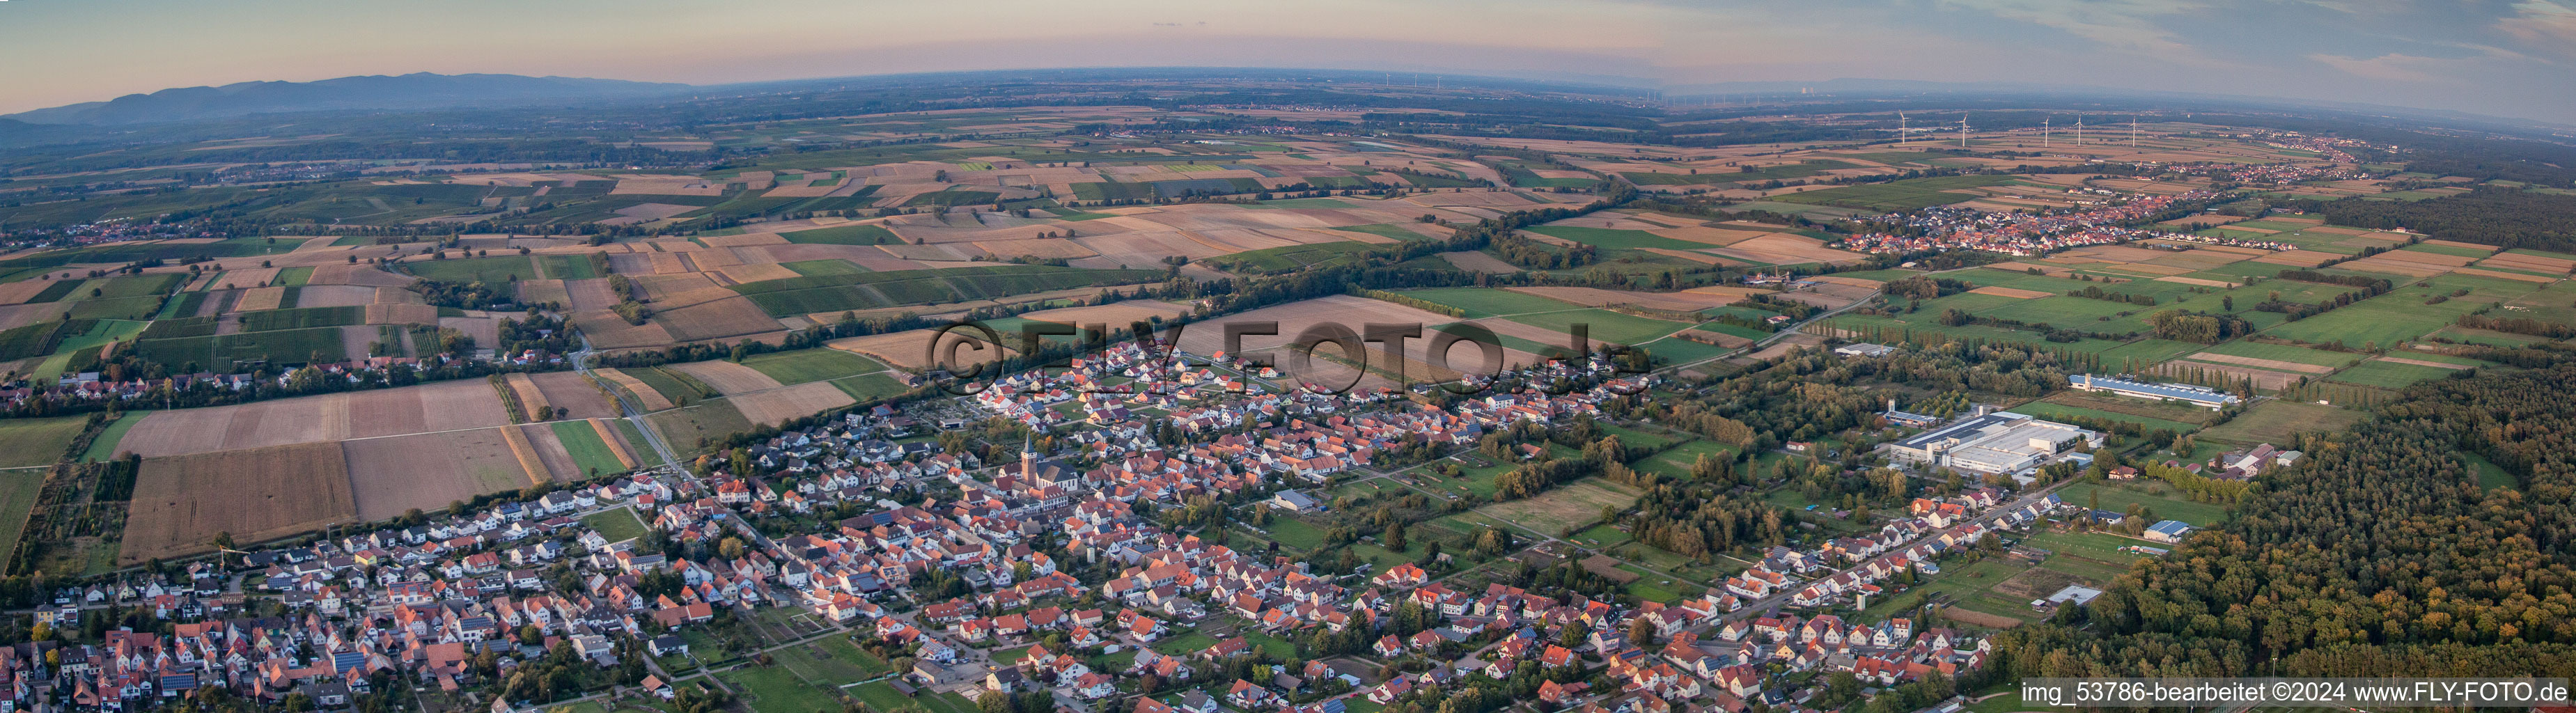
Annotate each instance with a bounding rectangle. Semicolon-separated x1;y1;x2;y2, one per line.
1888;409;2102;475
2065;374;2241;409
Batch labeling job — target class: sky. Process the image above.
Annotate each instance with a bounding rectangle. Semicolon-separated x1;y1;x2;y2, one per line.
2;0;2572;122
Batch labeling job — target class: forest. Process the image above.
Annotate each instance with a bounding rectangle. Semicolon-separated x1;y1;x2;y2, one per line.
2294;188;2576;252
1982;344;2576;687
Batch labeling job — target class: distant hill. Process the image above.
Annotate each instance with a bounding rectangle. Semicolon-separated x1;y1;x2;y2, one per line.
6;72;692;125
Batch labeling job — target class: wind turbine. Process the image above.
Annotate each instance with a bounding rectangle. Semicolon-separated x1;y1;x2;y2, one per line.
1958;115;1969;149
2043;117;2050;148
2131;115;2141;147
2075;116;2084;146
1898;111;1907;146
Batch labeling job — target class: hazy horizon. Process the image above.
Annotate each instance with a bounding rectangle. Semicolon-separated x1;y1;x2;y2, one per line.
5;0;2573;123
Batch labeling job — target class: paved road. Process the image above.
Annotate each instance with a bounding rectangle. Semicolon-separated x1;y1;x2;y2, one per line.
573;333;682;471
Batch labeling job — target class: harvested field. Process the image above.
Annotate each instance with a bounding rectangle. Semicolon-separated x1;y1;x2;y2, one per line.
233;286;286;312
2422;239;2496;253
718;263;801;284
1968;286;2053;299
827;329;1010;370
497;421;549;486
528;372;617;419
2181;352;2336;375
667;360;784;394
729;381;859;427
122;442;355;563
1710;233;1869;265
114;379;508;456
1435;251;1520;272
521;425;583;482
504;373;552;420
644;400;754;455
655;297;783;342
976;239;1098;260
1637;248;1738;265
589;418;641;470
1738;333;1824;362
572;312;674;349
561;279;621;310
2451;267;2557;283
1673;329;1754;348
440;316;501;349
593;368;675;411
309;265;420;288
343;428;533;520
292;285;377;308
1937;607;2024;629
1646;226;1774;246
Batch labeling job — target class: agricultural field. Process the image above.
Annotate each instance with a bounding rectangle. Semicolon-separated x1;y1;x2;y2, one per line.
1473;478;1638;535
122;442;357;563
2198;400;2364;446
2059;481;2229;527
579;506;651;543
1772;175;2022;210
0;415;89;468
740;347;887;385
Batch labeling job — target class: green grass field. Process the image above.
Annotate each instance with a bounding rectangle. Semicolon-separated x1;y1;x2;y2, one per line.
2328;359;2461;389
829;373;912;401
1630;439;1737;480
1503;308;1691;345
580;507;651;543
740;348;886;384
1391;287;1584;318
2060;482;2229;527
0;416;89;468
2006;401;2199;434
724;666;845;713
623;366;708;402
1475;478;1638;533
1212;242;1384;272
0;469;43;570
549;421;630;477
81;412;140;462
2198;400;2363;445
1263;517;1329;550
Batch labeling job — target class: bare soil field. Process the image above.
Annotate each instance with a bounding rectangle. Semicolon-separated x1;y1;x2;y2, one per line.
573;312;676;350
717;263;800;284
1968;286;2053;299
594;368;675;411
123;442;356;563
1650;226;1780;246
295;285;377;308
668;360;783;394
2482;253;2576;272
115;379;508;456
1736;333;1824;362
529;372;617;419
827;329;1011;370
2159;214;2245;228
1710;234;1869;265
656;297;783;342
440;316;501;349
730;381;859;427
2421;240;2497;253
0;281;54;305
522;424;584;481
343;428;531;520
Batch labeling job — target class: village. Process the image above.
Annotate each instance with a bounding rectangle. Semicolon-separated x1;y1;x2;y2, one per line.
0;331;2142;713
